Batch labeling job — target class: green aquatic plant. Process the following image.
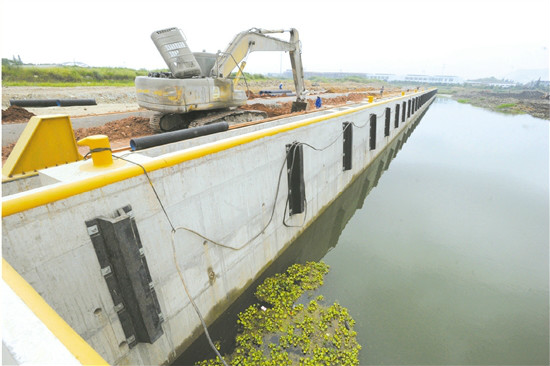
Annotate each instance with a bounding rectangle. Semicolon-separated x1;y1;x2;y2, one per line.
196;262;361;366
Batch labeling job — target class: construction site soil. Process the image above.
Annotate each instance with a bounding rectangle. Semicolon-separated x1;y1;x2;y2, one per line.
1;85;392;162
2;105;36;123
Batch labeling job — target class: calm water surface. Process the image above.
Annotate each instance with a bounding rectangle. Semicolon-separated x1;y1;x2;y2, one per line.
177;98;549;365
321;98;549;365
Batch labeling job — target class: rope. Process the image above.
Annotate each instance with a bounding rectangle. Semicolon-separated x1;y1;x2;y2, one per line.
216;51;251;95
171;228;228;366
83;147;112;160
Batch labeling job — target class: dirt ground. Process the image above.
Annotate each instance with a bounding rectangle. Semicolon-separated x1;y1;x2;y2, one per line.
2;105;35;123
1;83;399;162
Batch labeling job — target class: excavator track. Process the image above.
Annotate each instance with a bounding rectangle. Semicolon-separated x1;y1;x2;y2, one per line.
188;110;267;128
149;112;188;132
150;109;268;132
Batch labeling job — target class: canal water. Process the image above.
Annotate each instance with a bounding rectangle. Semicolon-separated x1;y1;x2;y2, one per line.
176;98;549;365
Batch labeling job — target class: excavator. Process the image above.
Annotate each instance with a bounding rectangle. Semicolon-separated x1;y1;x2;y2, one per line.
135;27;308;132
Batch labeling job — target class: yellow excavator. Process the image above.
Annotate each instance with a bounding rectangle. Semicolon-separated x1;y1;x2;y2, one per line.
135;27;308;132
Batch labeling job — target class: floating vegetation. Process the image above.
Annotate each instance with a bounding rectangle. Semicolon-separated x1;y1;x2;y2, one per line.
196;262;361;366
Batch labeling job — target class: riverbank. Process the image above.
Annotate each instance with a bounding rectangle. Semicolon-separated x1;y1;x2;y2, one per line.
440;86;549;120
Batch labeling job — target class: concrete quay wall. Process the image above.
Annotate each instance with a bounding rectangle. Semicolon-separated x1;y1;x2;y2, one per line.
2;89;436;365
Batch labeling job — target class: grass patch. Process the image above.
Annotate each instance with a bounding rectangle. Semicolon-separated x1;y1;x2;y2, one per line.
308;75;381;84
2;65;148;86
496;103;516;109
2;80;137;87
457;99;470;104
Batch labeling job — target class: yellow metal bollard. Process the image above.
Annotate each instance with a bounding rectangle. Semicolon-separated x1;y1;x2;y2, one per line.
368;96;374;103
78;135;113;167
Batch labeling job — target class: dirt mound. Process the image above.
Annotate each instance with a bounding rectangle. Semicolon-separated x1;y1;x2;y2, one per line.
241;103;292;117
241;93;371;117
73;116;154;141
2;105;35;123
323;92;370;105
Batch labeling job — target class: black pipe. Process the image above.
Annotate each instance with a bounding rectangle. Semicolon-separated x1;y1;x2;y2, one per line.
10;99;58;107
58;99;97;106
130;121;229;151
10;99;97;107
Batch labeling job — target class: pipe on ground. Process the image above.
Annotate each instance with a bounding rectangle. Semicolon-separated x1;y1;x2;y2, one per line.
10;99;97;107
130;122;229;151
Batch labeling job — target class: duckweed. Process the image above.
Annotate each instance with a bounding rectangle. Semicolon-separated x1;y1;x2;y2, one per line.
196;262;361;366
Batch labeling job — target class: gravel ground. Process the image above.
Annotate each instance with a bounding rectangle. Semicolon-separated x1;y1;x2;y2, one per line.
2;86;137;108
2;86;141;116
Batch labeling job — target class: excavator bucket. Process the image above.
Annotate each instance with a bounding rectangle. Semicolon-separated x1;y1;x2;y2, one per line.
291;101;308;113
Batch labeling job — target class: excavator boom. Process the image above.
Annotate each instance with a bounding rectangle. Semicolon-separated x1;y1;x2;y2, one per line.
212;28;307;101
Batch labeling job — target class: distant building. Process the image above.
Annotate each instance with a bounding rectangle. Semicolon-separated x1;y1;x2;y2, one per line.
465;81;517;88
365;73;394;81
399;74;463;84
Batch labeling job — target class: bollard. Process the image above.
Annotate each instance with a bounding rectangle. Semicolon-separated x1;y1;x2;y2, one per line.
78;135;113;167
368;96;374;103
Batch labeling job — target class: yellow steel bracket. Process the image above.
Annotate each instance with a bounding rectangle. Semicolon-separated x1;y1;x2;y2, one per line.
233;61;247;86
2;115;83;182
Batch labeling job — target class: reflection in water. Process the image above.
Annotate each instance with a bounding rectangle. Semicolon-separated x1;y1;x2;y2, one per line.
177;98;548;366
321;98;549;365
174;106;428;365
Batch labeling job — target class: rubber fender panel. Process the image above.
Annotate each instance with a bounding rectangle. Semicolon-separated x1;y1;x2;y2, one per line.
286;143;305;215
86;205;164;347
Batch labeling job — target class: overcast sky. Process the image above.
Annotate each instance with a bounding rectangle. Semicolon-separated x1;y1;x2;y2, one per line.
1;0;549;79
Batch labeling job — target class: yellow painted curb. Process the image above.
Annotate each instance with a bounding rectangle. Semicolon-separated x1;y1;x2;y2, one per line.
2;259;109;365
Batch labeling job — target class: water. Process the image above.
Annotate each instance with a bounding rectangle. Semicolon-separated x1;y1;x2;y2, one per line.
176;98;549;365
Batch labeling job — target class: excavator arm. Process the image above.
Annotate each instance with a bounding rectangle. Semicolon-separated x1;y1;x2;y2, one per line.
213;28;307;104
